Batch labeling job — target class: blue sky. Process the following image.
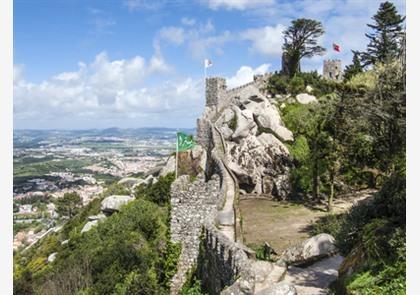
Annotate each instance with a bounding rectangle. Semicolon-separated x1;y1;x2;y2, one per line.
14;0;405;129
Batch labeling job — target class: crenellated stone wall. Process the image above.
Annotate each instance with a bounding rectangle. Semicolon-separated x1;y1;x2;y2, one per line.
170;72;295;295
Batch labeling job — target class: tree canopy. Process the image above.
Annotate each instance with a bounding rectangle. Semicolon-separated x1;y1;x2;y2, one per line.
282;18;326;77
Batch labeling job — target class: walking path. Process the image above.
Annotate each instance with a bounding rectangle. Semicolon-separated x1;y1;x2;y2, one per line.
211;125;237;241
283;254;344;295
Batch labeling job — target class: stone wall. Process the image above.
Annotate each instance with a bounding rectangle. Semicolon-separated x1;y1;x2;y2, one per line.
170;72;292;295
197;226;256;295
170;174;221;294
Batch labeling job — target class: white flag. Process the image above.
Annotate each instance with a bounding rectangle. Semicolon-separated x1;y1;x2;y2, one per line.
204;59;213;68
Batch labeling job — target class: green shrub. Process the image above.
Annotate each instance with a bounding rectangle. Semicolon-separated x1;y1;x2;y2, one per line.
135;172;175;206
228;112;238;131
288;76;305;95
267;74;289;94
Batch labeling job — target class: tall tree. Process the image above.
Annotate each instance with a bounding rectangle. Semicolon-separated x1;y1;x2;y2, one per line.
361;1;405;66
55;192;82;218
343;51;363;81
282;18;326;77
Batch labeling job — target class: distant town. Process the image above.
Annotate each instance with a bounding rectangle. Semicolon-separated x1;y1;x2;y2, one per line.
13;128;194;250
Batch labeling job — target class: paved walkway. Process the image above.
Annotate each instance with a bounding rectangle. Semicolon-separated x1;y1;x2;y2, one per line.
283;255;344;295
212;125;236;241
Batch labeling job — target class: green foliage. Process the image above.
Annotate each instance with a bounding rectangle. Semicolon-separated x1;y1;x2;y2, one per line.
282;18;326;77
135;172;175;206
361;1;405;66
267;74;289;94
14;172;178;294
228;112;238;131
288;76;305;95
55;192;82;218
161;241;182;289
344;51;364;81
182;280;205;295
347;70;377;90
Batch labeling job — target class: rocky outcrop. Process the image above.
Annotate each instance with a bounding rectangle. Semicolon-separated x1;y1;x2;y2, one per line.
210;87;293;199
159;145;207;178
282;233;338;266
100;195;135;215
227;133;292;198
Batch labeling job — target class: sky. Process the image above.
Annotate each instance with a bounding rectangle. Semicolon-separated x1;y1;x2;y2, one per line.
13;0;406;130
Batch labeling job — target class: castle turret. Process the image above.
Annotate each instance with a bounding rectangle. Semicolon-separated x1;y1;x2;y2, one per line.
205;77;226;108
323;59;343;81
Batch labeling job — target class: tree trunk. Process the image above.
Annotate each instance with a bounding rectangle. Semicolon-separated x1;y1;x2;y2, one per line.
328;169;334;212
312;157;319;202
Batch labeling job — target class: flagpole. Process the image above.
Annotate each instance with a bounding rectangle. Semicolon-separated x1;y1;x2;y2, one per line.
175;132;178;179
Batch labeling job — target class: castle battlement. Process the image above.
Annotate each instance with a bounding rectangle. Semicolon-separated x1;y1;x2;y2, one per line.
323;59;343;81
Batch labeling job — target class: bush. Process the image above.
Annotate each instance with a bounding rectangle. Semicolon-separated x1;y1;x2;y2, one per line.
228;112;238;131
267;74;289;94
288;76;305;95
135;172;175;206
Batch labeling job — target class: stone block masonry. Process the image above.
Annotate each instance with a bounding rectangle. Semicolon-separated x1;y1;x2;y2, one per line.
170;174;221;294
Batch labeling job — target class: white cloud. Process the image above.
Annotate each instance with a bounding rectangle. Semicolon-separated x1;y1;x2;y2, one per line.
158;26;186;45
13;51;203;126
227;63;271;88
122;0;163;11
181;17;196;26
157;19;231;60
203;0;275;10
240;24;285;57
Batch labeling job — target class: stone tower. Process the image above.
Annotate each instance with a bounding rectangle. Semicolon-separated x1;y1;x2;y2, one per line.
323;59;343;81
205;77;226;108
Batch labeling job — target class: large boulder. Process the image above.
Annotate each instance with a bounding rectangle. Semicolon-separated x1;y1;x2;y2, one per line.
282;233;338;266
255;282;297;295
101;195;135;215
243;96;293;142
81;220;98;233
296;93;317;104
231;109;257;141
227;134;292;197
159;155;176;177
47;252;57;263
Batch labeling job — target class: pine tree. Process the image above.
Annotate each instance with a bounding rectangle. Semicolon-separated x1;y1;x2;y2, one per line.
361;1;405;66
282;18;326;77
343;51;363;81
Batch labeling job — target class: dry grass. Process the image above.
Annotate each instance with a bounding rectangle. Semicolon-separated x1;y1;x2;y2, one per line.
239;191;375;255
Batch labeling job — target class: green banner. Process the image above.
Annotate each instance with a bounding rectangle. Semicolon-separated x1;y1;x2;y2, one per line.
177;132;196;152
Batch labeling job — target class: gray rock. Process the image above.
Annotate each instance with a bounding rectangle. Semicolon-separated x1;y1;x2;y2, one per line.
88;213;106;221
47;252;57;263
118;177;142;188
101;195;135;214
81;220;98;233
231;109;257;141
296;93;317;104
159;155;175;177
255;282;297;295
282;233;338;266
